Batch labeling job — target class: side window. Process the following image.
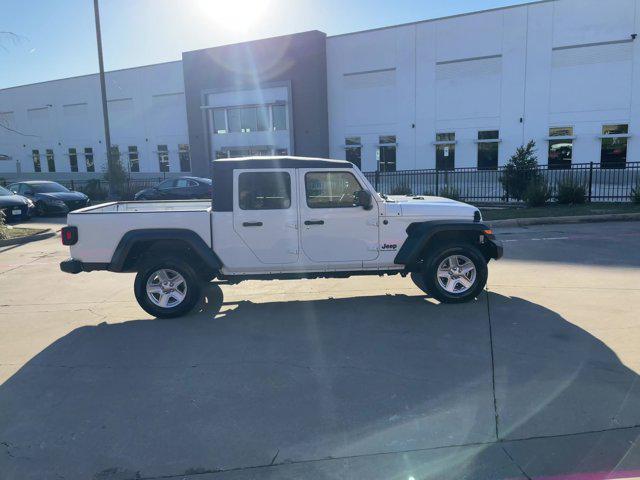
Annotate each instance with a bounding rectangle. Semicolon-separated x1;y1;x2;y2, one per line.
157;179;174;190
175;179;189;188
238;171;291;210
305;171;362;208
8;183;18;193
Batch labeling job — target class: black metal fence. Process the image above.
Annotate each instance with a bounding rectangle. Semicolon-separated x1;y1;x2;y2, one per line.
57;178;163;201
363;162;640;203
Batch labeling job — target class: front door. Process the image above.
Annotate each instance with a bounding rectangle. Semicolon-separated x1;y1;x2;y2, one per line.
299;169;379;266
233;169;299;264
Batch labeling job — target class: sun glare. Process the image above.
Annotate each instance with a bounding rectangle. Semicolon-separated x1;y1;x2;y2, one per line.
194;0;271;33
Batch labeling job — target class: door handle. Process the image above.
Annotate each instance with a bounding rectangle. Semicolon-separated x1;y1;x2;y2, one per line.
242;221;263;227
304;220;324;225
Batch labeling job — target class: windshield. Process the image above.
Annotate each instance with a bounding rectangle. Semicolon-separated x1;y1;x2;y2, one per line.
31;183;70;193
0;186;13;196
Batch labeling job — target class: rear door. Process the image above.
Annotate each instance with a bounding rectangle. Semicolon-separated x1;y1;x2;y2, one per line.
232;169;299;265
299;169;379;266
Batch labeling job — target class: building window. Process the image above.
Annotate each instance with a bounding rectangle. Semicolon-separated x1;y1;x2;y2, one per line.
68;148;78;172
436;133;455;171
345;137;362;169
46;149;55;172
179;144;191;172
272;104;287;131
477;130;499;170
548;127;573;170
240;107;258;132
32;149;41;172
601;124;628;169
238;171;291;210
212;104;287;134
377;135;396;172
157;145;169;172
227;109;241;133
213;109;227;134
257;106;269;131
128;146;139;172
84;147;95;172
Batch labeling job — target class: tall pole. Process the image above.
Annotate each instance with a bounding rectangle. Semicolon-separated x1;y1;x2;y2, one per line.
93;0;114;195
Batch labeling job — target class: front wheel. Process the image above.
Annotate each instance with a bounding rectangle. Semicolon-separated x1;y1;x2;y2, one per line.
411;245;487;303
134;257;201;318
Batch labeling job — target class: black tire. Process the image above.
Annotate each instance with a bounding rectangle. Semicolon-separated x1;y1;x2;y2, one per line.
134;256;202;318
412;244;487;303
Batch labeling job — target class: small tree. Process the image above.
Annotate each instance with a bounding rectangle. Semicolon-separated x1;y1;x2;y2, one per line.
500;140;541;201
102;146;128;198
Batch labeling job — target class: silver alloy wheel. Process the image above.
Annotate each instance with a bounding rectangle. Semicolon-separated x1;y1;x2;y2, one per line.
436;254;477;294
146;268;188;308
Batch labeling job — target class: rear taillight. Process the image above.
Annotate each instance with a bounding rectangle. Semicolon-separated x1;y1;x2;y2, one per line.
61;226;78;246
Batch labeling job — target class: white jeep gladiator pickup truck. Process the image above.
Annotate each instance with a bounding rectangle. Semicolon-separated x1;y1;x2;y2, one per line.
60;157;502;318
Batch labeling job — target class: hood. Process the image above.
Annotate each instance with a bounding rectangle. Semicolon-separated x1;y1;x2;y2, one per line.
385;195;480;221
36;191;87;201
0;194;29;208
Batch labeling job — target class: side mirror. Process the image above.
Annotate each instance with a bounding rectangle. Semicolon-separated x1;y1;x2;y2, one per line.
356;190;373;210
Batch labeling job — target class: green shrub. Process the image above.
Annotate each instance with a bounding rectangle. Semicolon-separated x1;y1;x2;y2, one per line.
390;184;413;195
631;183;640;204
79;179;108;202
500;140;541;201
438;186;461;201
523;180;553;207
556;178;586;204
0;210;7;240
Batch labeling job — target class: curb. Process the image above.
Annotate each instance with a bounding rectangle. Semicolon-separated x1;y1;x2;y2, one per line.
0;228;55;247
489;212;640;228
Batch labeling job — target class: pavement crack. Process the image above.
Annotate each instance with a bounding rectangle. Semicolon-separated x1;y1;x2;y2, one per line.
485;289;500;441
270;448;280;466
500;444;532;480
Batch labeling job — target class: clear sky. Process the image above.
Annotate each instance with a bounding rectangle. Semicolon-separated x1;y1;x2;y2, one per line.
1;0;533;89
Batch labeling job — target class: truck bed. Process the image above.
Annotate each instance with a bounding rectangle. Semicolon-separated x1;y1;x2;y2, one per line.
67;200;213;263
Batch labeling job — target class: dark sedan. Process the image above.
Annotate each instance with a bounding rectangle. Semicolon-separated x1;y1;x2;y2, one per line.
0;186;33;222
133;177;212;201
7;181;90;216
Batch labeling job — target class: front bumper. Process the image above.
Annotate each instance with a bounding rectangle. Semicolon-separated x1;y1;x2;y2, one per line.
1;205;29;222
60;259;109;274
485;238;504;260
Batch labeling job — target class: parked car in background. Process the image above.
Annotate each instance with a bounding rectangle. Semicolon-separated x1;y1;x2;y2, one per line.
133;177;212;201
0;185;34;222
7;181;90;216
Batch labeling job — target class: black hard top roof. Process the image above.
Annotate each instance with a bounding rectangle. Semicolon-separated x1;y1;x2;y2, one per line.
212;156;353;170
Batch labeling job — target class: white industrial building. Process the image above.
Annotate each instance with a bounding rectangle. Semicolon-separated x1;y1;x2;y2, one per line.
1;0;639;180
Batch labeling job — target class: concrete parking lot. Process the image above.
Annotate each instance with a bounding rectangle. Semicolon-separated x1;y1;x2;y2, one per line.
1;220;639;479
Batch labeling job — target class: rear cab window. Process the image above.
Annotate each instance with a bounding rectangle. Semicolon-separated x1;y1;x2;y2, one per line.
305;171;363;208
238;171;291;210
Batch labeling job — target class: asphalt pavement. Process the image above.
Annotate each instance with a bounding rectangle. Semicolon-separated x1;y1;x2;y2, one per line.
0;221;639;479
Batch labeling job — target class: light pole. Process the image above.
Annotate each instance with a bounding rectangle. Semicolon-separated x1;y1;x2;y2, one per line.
93;0;115;196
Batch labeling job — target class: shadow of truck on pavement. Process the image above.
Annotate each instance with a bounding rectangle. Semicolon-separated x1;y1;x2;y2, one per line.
0;290;639;479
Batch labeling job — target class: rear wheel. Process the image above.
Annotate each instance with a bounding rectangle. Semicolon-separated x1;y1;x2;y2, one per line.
134;257;201;318
411;244;487;303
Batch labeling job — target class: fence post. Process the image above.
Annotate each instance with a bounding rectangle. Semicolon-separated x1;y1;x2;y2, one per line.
375;170;379;192
70;179;75;191
588;161;594;203
435;171;439;196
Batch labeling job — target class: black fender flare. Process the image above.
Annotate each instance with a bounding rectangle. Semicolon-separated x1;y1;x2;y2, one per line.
394;220;502;267
109;229;223;272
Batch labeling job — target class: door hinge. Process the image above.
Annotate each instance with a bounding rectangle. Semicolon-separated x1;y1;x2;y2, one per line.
286;222;298;229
